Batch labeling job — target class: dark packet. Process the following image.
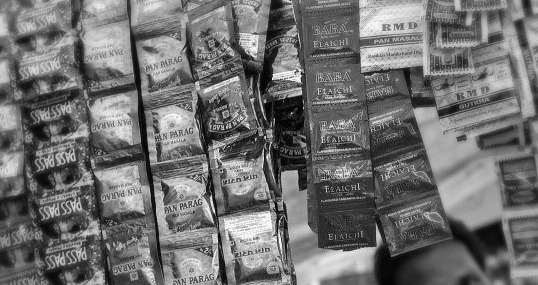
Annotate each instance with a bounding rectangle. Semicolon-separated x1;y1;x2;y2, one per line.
220;205;283;285
477;122;530;151
130;0;184;35
38;236;107;285
32;185;100;245
298;167;307;191
302;12;359;62
88;89;143;165
25;138;94;197
0;221;40;276
317;203;376;250
0;266;43;285
0;193;32;228
0;151;26;199
0;104;23;153
229;0;271;71
274;97;307;171
425;0;468;25
0;58;17;104
17;41;83;101
264;129;282;198
187;0;243;81
161;231;221;285
210;135;271;215
94;160;153;228
497;155;538;209
374;148;438;206
153;158;216;237
198;73;258;144
81;19;135;94
81;0;128;26
144;86;205;170
275;202;295;284
409;67;435;107
300;0;357;14
135;15;194;98
379;194;452;257
21;89;89;148
103;219;164;285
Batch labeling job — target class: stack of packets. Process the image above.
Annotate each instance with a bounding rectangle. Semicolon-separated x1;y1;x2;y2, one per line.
81;0;164;284
365;70;452;256
299;0;378;250
495;151;538;279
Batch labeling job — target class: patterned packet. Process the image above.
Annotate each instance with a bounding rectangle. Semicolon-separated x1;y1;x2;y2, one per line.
187;0;243;82
434;11;488;48
153;157;216;238
130;0;184;35
81;0;128;26
0;104;23;153
425;0;468;25
0;58;17;105
431;42;520;136
32;186;100;245
25;138;94;197
378;194;452;257
274;97;308;171
0;221;40;277
38;235;107;285
502;208;538;279
359;0;423;72
220;205;284;285
209;135;271;215
14;24;78;59
88;89;143;166
144;86;205;171
477;122;531;151
454;0;507;11
103;219;164;285
0;151;26;200
161;231;221;285
81;19;135;94
374;148;438;206
496;154;538;209
94;160;153;228
21;89;89;149
409;67;435;107
0;193;32;229
0;266;43;285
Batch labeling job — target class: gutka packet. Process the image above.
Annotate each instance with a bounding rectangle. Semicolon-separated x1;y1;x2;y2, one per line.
130;0;184;35
0;151;25;199
434;12;488;48
477;122;530;150
274;98;307;170
502;209;538;279
0;58;17;105
0;104;23;153
496;155;538;209
81;0;128;25
0;193;32;228
0;266;42;285
454;0;507;11
409;67;435;107
0;221;39;276
425;0;468;25
220;205;283;285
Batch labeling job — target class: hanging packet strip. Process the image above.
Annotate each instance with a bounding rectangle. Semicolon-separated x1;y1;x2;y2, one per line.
210;135;271;214
81;19;135;94
434;12;488;48
379;194;452;257
130;0;184;35
274;98;307;171
220;206;283;285
425;0;468;25
103;219;164;285
0;151;26;200
496;155;538;209
432;42;520;136
454;0;507;11
89;90;143;165
25;138;94;197
144;87;205;170
94;160;153;228
0;193;32;229
0;104;23;153
153;159;216;238
38;236;107;285
0;221;40;276
187;0;242;82
502;208;538;279
0;58;16;105
161;232;221;285
359;0;423;72
81;0;128;26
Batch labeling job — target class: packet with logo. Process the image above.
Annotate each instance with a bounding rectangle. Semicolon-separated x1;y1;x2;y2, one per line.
0;221;39;276
434;12;488;48
21;89;88;149
0;151;26;200
198;73;258;145
0;104;23;153
274;98;307;170
0;266;43;285
135;15;194;98
81;0;128;26
502;209;538;279
94;160;153;228
454;0;507;11
425;0;468;25
88;89;143;165
144;86;205;170
496;155;538;209
103;219;164;285
220;205;283;285
0;193;31;229
38;236;107;285
130;0;184;35
210;135;271;215
81;20;135;94
187;0;242;82
379;194;452;257
14;24;78;59
161;231;221;285
153;158;216;237
25;138;94;197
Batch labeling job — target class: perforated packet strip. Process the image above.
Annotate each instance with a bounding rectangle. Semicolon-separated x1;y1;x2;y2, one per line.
502;208;538;279
454;0;507;11
494;151;538;210
434;11;489;48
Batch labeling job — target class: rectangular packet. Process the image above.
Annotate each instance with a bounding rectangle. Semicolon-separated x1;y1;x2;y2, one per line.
409;67;435;107
144;87;205;170
21;89;88;149
0;221;39;276
81;19;135;94
434;12;488;48
94;160;153;228
300;0;357;14
210;135;271;215
477;122;530;151
502;209;538;279
135;15;194;98
103;219;164;285
0;266;42;285
198;73;258;144
88;89;143;165
425;0;468;25
0;104;23;153
359;0;423;72
130;0;184;35
0;151;26;200
161;231;221;285
454;0;507;11
220;206;283;285
153;158;216;238
0;58;16;105
187;0;242;81
274;98;307;170
379;194;452;257
0;193;32;228
32;186;100;245
81;0;128;26
496;155;538;209
431;42;520;136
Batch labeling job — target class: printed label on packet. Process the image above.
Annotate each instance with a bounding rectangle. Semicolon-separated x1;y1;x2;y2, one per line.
301;0;357;14
230;0;270;64
434;12;488;48
0;266;42;285
425;0;467;25
130;0;184;32
0;193;32;229
454;0;507;11
81;0;128;25
274;98;307;170
477;124;528;150
14;0;74;39
0;221;40;275
502;210;538;279
318;206;376;250
497;156;538;209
